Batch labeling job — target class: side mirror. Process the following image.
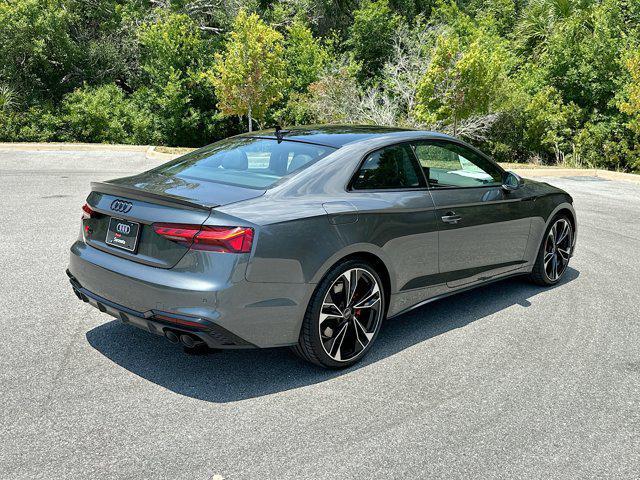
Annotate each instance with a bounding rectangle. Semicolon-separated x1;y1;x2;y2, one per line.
502;171;523;192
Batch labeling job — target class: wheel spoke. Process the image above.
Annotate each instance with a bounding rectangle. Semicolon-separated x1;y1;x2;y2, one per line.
544;251;554;266
547;230;555;250
319;302;343;337
546;255;555;280
340;271;356;306
558;247;570;261
347;321;365;355
348;269;362;305
319;312;341;328
322;302;343;316
557;221;570;244
331;275;346;308
353;316;374;343
353;283;380;309
329;323;348;361
339;272;350;305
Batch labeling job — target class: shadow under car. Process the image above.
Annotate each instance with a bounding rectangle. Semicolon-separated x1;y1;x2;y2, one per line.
85;268;579;403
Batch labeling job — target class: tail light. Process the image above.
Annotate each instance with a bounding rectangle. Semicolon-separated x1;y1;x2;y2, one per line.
153;224;254;253
81;203;95;220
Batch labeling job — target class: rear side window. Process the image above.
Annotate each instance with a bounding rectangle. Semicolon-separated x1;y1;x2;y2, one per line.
151;137;335;189
352;144;424;190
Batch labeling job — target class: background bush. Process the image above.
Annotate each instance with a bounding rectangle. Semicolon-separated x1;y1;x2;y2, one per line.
0;0;639;172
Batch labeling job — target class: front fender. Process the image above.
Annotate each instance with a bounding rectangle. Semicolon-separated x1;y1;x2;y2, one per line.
544;202;578;254
525;200;577;264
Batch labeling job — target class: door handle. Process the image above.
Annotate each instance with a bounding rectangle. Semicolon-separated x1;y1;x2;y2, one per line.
441;212;462;224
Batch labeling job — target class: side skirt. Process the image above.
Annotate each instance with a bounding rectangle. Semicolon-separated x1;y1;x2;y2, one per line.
387;268;531;320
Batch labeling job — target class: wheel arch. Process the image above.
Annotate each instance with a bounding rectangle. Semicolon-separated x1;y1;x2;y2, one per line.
310;245;395;307
546;202;577;248
555;206;576;232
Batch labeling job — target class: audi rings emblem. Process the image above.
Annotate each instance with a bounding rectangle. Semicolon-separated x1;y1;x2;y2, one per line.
110;199;133;213
116;223;131;235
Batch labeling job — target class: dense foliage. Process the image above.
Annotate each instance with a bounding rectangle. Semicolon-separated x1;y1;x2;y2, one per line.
1;0;639;171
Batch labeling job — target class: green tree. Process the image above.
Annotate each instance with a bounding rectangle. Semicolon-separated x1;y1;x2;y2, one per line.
574;116;639;172
541;1;625;113
138;11;210;86
136;11;219;146
0;0;77;101
389;0;438;20
347;0;401;82
415;23;511;134
0;85;16;113
284;21;328;94
514;0;580;56
273;20;329;125
211;10;287;131
522;86;581;163
467;0;518;35
619;51;640;135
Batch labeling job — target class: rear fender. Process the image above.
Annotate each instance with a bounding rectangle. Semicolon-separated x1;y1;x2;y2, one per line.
309;243;397;292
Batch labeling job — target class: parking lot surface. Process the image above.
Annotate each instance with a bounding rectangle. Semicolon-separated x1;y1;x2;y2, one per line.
1;149;639;479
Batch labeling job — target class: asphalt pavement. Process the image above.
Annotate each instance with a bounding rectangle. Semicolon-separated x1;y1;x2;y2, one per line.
1;149;639;479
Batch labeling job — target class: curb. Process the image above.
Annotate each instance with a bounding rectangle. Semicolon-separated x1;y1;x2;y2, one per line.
144;145;188;161
508;167;640;184
0;142;151;153
0;142;181;161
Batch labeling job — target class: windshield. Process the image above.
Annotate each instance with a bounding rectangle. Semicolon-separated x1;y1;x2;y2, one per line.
151;137;336;189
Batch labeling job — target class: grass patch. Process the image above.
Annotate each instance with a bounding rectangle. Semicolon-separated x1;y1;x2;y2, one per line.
154;146;197;155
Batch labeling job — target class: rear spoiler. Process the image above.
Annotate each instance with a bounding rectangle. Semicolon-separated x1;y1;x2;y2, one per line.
90;181;214;211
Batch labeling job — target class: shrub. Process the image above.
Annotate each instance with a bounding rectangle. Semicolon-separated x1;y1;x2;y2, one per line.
61;84;146;144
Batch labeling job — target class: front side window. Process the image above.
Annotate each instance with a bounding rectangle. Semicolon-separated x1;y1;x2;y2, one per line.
412;141;503;188
352;144;424;190
150;137;335;189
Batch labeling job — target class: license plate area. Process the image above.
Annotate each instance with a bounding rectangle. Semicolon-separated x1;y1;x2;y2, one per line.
105;217;140;252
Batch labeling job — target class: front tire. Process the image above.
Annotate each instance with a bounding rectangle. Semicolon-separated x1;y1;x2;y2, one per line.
293;259;386;368
529;215;573;286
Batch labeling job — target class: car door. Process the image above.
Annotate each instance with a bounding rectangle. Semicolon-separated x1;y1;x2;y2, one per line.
411;140;532;288
344;143;440;297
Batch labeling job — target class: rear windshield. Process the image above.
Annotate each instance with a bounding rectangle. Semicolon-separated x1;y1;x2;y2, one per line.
151;137;336;189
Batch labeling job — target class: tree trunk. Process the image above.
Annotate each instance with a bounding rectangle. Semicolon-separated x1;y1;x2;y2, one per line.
248;104;253;132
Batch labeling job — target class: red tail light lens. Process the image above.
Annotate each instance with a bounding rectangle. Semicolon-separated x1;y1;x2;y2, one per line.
152;224;199;246
194;226;254;253
82;203;95;219
153;224;254;253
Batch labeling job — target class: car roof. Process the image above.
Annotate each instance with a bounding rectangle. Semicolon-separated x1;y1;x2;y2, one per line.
240;124;456;148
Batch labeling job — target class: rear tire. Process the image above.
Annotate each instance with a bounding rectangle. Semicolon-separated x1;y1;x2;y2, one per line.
529;215;573;286
293;259;386;368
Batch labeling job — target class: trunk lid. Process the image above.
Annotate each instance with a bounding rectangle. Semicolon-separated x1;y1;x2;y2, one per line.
100;171;266;208
84;173;265;268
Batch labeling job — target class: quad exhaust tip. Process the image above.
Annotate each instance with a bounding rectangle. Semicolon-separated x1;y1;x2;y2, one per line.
164;330;180;344
164;330;204;349
179;334;204;348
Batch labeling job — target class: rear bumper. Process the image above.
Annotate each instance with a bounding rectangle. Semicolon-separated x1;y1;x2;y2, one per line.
68;241;312;347
67;270;254;348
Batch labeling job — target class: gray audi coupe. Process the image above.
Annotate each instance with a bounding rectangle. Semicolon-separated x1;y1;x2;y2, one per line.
68;125;577;368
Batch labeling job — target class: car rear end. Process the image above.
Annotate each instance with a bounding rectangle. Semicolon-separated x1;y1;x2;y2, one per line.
69;186;264;348
68;136;335;349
